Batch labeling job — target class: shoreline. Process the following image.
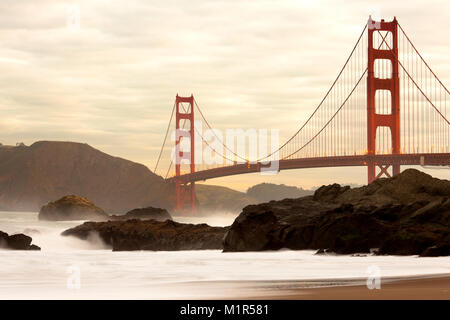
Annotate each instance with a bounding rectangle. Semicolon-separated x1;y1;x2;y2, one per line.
240;274;450;300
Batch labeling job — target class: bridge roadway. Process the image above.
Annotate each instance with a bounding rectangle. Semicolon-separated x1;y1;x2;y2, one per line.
167;153;450;184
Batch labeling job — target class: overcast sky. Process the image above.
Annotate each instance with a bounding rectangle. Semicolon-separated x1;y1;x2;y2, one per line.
0;0;449;191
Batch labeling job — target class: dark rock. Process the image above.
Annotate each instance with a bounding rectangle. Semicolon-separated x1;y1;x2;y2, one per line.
113;238;141;251
420;245;450;257
223;208;280;251
6;234;32;250
378;228;436;255
29;244;41;251
223;169;450;256
110;207;172;222
313;184;350;201
39;195;109;221
61;219;229;251
0;231;41;250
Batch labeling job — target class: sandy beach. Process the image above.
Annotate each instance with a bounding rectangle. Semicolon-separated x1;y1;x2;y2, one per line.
254;275;450;300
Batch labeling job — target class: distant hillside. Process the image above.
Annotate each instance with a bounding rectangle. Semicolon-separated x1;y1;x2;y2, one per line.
195;184;256;213
246;183;313;203
0;141;173;213
196;183;314;214
0;141;315;215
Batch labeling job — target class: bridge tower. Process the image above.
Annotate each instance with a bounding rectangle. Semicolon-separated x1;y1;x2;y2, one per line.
367;17;401;183
174;94;196;213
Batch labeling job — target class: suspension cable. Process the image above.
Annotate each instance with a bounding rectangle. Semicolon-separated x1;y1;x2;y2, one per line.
169;102;240;178
194;98;249;162
256;23;368;161
154;100;176;173
398;23;450;95
283;69;368;159
282;28;390;159
377;30;450;125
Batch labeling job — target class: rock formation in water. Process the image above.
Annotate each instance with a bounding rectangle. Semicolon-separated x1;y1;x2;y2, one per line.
0;231;41;250
61;219;228;251
39;194;172;222
39;195;110;221
109;207;172;221
223;169;450;257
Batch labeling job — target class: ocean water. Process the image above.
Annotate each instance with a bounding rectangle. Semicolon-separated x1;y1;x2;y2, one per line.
0;211;449;299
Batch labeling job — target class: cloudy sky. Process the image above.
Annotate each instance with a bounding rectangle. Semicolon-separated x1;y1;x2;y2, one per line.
0;0;449;191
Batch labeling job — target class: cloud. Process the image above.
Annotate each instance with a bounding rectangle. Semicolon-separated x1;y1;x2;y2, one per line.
0;0;449;188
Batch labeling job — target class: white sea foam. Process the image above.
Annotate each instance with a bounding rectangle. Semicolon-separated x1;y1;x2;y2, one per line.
0;211;449;299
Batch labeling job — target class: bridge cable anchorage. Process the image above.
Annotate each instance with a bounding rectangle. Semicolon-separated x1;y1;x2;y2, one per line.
193;98;249;162
398;23;450;95
154;100;176;173
376;29;450;125
281;28;391;159
256;23;368;162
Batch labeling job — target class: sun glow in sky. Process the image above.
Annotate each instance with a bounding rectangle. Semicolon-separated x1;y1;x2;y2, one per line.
0;0;449;190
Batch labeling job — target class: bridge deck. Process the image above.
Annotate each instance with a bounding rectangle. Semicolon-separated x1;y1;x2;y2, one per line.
166;153;450;184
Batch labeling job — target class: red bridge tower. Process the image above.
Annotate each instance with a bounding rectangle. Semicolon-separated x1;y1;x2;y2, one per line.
367;17;401;183
174;94;196;213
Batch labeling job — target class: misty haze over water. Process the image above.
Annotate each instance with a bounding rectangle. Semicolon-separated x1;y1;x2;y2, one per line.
1;211;449;299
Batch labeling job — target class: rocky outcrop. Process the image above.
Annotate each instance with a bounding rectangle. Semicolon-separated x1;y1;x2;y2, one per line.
0;141;173;213
0;231;41;250
110;207;172;221
39;195;109;221
223;169;450;256
39;195;171;222
61;219;228;251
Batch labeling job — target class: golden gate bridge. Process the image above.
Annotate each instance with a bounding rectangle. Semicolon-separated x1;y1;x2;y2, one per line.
154;17;450;213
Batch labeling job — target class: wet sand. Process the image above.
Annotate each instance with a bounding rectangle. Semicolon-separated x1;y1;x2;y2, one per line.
253;275;450;300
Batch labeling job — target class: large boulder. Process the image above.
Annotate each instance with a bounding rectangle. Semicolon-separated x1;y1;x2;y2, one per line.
39;195;109;221
223;169;450;256
0;231;41;250
110;207;172;222
61;219;228;251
